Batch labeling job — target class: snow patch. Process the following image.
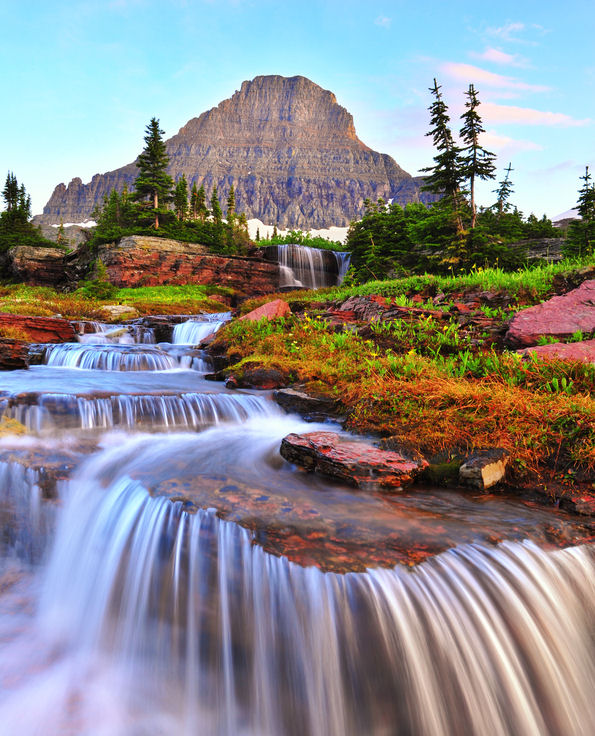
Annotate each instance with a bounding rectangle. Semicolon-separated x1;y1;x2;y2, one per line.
51;220;97;228
247;218;348;244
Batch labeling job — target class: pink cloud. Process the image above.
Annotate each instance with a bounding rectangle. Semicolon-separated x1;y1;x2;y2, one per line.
481;102;590;127
470;48;526;67
441;62;548;93
480;130;542;153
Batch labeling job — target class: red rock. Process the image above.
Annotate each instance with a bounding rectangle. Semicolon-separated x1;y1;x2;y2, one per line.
280;431;428;491
505;280;595;347
0;314;76;343
0;339;29;370
518;339;595;364
240;299;291;321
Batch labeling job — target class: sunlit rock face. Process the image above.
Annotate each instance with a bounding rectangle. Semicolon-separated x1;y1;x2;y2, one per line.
37;75;432;228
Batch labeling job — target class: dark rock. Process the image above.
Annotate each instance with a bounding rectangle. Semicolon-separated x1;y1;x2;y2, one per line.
459;449;510;491
0;314;76;343
0;340;29;370
230;366;290;390
273;388;340;421
36;75;434;230
505;280;595;347
280;431;428;491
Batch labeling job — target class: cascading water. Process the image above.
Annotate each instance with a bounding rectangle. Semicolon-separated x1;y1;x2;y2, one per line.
275;245;351;289
173;313;232;345
0;305;593;735
76;322;156;345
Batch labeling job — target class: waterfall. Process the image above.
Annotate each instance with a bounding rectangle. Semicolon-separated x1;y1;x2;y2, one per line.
172;313;231;345
275;245;351;289
14;455;592;736
0;392;278;433
76;322;156;345
44;344;179;371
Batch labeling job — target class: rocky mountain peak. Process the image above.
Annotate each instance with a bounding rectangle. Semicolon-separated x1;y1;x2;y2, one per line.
37;75;431;229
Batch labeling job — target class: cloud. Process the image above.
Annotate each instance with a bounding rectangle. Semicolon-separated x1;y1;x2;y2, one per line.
375;15;391;29
480;130;542;153
482;102;590;127
470;48;526;67
484;21;550;45
441;62;548;93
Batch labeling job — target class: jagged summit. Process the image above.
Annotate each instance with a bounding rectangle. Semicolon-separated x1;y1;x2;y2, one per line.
38;74;430;229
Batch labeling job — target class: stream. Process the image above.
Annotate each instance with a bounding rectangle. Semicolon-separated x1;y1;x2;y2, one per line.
0;292;593;733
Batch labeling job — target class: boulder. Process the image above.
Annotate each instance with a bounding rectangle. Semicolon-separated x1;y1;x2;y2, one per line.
240;299;291;321
273;388;340;421
0;339;29;370
98;304;140;321
505;280;595;347
459;449;509;491
280;431;428;491
227;366;290;390
517;339;595;364
0;313;76;343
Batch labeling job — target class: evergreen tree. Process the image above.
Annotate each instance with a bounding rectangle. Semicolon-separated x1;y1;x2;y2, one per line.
459;84;496;228
494;163;514;217
565;166;595;256
226;184;236;222
256;227;260;241
132;117;173;229
576;165;595;221
197;185;208;221
173;175;189;220
190;182;199;220
2;172;19;214
421;78;465;232
210;187;222;223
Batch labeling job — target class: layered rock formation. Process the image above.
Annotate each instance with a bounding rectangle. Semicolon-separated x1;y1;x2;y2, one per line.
38;75;431;229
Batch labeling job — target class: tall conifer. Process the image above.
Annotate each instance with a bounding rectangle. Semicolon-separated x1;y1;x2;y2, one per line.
133;117;173;229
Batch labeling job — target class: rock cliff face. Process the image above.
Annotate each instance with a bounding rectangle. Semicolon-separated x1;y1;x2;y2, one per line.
38;75;431;229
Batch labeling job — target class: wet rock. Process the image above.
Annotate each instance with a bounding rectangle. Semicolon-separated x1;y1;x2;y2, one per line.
228;366;290;390
0;313;76;343
505;280;595;347
459;449;509;491
517;339;595;364
273;388;340;421
280;431;428;491
0;340;30;370
240;299;291;321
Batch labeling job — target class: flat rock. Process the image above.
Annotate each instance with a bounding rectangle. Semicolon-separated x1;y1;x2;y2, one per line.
98;304;140;321
273;388;340;421
240;299;290;321
0;313;76;343
280;431;428;491
505;280;595;347
459;449;509;491
518;339;595;364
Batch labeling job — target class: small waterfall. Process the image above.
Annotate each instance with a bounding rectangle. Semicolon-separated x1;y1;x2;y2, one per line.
44;344;178;371
0;392;278;433
275;245;351;289
172;313;231;345
27;460;594;736
0;461;61;564
76;322;156;345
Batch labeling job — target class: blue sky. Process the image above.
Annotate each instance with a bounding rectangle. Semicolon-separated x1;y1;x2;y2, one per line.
1;0;594;220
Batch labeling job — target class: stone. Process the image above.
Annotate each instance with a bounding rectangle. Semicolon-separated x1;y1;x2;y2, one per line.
240;299;291;321
36;75;434;230
0;314;76;343
98;304;140;321
505;280;595;347
280;431;428;491
273;388;340;421
0;339;29;370
459;449;510;491
6;243;91;287
518;339;595;364
97;236;280;296
228;366;290;390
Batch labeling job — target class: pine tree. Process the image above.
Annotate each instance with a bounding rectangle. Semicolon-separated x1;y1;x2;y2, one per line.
256;227;260;241
210;187;222;223
494;163;514;217
565;166;595;256
226;184;236;223
197;185;208;221
459;84;496;228
133;117;173;229
173;175;189;220
190;182;199;219
421;79;464;232
2;172;18;214
576;166;595;221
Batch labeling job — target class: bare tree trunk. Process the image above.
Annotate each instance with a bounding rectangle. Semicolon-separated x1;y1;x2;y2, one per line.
154;192;159;229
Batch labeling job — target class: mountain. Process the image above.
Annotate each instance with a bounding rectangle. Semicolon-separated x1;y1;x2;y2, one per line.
37;75;432;229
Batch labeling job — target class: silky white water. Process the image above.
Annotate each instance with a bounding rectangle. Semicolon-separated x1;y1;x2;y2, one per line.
276;245;351;289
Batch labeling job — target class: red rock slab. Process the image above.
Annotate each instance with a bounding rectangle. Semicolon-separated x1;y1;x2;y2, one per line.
0;339;29;370
0;314;76;343
518;339;595;364
505;280;595;348
280;431;428;490
240;299;291;321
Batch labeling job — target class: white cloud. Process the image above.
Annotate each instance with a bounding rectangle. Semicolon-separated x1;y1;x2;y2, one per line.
481;102;590;127
486;21;526;42
375;15;391;29
480;130;542;153
470;48;526;67
441;62;548;93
